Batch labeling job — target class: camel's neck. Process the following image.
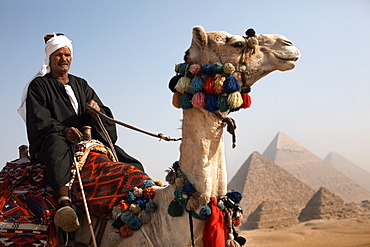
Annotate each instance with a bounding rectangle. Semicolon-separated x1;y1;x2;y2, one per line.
179;108;227;201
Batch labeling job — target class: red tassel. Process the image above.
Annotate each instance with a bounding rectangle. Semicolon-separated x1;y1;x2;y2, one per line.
203;77;215;95
203;197;228;247
241;93;251;108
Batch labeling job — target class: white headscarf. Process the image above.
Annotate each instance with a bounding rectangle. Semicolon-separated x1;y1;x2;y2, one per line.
17;34;73;122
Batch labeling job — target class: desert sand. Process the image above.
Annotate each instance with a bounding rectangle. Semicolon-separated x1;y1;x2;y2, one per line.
241;217;370;247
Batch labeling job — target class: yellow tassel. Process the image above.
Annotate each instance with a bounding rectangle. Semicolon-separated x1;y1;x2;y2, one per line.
174;76;191;94
186;196;200;211
172;92;182;108
223;63;235;74
227;92;243;109
214;74;226;94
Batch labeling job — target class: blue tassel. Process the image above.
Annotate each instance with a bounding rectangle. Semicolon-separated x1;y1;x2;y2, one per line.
205;95;218;112
178;63;188;75
190;75;204;94
199;204;212;219
226;191;243;204
125;192;136;204
213;62;224;75
145;199;158;214
223;75;241;94
127;216;142;231
139;179;155;189
120;210;134;224
182;183;195;196
201;63;214;77
216;94;229;112
136;197;149;209
180;93;193;110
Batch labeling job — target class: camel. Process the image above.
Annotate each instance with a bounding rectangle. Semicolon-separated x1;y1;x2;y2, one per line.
0;26;300;247
97;26;299;247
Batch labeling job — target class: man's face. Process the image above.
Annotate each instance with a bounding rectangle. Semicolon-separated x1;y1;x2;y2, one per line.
49;46;72;75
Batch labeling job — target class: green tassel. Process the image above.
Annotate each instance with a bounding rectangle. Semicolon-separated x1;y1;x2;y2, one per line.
168;200;184;217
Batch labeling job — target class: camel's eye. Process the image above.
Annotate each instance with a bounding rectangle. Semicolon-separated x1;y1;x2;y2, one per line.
232;42;243;48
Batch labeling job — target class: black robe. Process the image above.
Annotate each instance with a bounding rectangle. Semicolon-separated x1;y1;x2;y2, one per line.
26;73;143;189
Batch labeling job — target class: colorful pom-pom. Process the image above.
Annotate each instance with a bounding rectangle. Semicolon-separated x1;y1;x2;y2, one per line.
245;28;256;37
226;191;243;204
247;37;258;48
240;93;251;108
189;64;201;75
125;192;136;204
154;180;165;187
112;205;123;219
165;171;176;184
168;74;182;93
138;210;151;224
145;199;158;214
172;92;182;109
224;75;241;94
189;75;204;94
199;204;212;219
213;62;224;75
176;63;188;75
133;187;143;198
136;197;149;209
118;200;130;212
216;94;229;112
203;77;215;95
186;196;199;211
143;187;156;199
227;92;243;109
120;210;134;224
109;232;122;246
179;93;193;110
201;63;214;76
140;179;155;189
168;200;184;217
191;92;206;108
214;74;225;94
129;203;141;215
112;218;125;229
120;225;134;238
182;183;195;196
175;177;185;187
175;76;191;94
204;95;218;112
223;63;235;74
127;216;142;231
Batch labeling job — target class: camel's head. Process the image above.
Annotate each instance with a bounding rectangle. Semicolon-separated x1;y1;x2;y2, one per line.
184;26;300;87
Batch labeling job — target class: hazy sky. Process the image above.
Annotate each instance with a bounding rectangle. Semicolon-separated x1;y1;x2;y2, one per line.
1;0;369;182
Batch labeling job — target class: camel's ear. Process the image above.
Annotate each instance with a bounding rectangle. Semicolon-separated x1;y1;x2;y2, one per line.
192;26;207;48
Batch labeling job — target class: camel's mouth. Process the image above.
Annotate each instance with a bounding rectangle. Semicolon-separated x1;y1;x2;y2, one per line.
273;52;300;62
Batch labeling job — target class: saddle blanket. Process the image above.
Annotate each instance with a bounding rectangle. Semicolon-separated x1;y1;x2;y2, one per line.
0;143;151;246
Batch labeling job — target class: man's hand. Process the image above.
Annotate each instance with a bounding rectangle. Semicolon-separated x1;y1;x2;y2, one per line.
62;127;83;143
86;100;100;116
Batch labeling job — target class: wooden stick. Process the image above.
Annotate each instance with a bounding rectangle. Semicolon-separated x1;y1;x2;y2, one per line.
74;157;97;247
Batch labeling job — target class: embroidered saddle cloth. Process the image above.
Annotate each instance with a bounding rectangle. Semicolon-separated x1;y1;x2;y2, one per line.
0;140;151;246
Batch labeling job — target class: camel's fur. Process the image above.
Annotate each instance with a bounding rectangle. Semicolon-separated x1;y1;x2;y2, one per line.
85;26;299;247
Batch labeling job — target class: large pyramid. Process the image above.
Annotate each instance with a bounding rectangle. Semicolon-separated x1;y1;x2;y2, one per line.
263;132;370;203
227;151;315;227
324;151;370;193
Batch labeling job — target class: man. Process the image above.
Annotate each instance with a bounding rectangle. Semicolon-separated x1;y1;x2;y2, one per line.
18;33;143;232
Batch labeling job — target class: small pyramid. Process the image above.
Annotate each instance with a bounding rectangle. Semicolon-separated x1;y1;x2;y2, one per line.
299;186;359;222
228;152;315;227
324;151;370;192
263;132;370;203
244;200;299;230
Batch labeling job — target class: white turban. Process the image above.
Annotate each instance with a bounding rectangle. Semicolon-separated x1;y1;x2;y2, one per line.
17;34;73;122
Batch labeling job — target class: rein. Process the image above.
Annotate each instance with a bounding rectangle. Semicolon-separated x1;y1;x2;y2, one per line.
87;105;182;142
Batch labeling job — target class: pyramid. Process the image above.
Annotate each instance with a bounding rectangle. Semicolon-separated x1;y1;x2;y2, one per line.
227;151;315;227
263;132;370;203
244;200;299;230
298;186;359;222
324;151;370;192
